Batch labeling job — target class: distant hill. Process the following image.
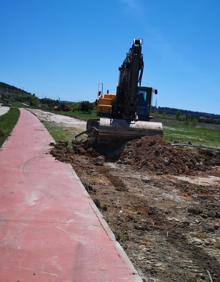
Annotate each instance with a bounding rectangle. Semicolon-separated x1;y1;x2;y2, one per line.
0;82;38;106
153;106;220;124
0;82;32;96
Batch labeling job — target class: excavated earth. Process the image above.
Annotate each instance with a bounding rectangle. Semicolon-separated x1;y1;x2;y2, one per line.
51;136;220;282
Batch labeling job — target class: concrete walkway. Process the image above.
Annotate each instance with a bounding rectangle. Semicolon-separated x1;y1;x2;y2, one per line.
0;106;9;116
0;109;141;282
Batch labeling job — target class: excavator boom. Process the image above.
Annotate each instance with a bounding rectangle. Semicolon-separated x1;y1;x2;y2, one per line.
114;39;144;120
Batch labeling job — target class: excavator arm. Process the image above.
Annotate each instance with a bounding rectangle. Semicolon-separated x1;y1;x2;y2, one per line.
113;39;144;120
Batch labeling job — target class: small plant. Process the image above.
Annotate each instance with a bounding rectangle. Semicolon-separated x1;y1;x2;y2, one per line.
0;128;4;137
0;108;20;146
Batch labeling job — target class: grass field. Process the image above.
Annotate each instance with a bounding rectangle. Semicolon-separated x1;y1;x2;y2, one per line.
0;108;20;146
51;110;97;121
43;109;220;148
43;121;76;143
151;113;220;148
164;124;220;148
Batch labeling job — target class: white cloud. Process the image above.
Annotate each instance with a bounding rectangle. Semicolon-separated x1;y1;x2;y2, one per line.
121;0;139;9
120;0;142;14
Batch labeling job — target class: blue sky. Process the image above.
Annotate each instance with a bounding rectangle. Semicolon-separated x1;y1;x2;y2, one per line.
0;0;219;114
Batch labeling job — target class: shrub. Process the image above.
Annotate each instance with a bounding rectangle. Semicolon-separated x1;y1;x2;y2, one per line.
80;101;93;112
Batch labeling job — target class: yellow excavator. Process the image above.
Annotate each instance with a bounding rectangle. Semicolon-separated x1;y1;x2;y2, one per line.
86;39;163;143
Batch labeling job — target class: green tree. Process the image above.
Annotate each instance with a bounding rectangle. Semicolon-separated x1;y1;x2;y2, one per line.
80;101;93;112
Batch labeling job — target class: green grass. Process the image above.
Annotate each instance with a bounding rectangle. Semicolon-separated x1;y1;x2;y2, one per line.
152;112;220;148
164;124;220;148
11;101;29;108
43;121;77;143
0;108;20;146
152;112;176;120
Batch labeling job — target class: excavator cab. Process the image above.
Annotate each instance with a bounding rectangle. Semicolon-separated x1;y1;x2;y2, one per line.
137;87;157;121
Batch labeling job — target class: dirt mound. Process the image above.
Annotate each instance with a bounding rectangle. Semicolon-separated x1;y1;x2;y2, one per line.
50;141;73;162
50;136;220;175
119;136;207;174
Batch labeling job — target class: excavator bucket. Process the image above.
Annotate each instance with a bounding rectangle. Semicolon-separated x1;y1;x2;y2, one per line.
87;118;163;143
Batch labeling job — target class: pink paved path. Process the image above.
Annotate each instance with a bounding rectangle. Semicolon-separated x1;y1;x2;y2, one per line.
0;109;142;282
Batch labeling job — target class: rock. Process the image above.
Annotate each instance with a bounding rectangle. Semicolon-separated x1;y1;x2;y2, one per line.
134;223;148;231
207;211;218;218
191;237;203;246
215;239;220;249
77;146;87;154
94;156;105;166
83;182;93;192
188;207;202;215
141;176;151;183
164;157;171;165
87;147;93;153
203;224;215;233
101;204;108;211
204;238;216;246
93;198;101;208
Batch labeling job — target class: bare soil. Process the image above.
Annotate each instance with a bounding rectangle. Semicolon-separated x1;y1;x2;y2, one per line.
51;137;220;282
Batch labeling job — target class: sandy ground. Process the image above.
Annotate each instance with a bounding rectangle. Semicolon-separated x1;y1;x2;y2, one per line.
29;109;86;131
0;106;9;116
